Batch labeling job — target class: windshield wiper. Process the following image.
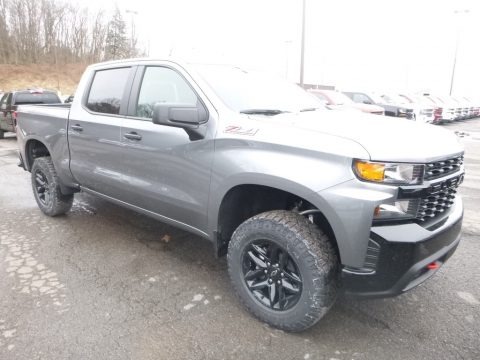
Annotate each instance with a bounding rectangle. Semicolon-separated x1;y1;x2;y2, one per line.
239;109;288;115
299;107;322;112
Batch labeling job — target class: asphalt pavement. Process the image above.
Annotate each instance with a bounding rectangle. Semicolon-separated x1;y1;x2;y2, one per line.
1;119;479;360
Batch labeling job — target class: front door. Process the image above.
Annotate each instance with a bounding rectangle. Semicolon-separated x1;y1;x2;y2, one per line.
118;65;215;233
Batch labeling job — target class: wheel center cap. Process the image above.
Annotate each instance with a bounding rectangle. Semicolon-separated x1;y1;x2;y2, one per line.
270;269;278;277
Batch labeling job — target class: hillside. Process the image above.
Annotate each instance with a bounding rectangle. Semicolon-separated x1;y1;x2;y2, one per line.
0;63;87;96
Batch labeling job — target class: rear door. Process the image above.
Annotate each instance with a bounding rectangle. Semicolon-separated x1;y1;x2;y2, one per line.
117;65;216;232
68;66;137;198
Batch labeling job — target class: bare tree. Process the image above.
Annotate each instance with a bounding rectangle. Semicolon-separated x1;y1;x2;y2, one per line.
0;0;143;65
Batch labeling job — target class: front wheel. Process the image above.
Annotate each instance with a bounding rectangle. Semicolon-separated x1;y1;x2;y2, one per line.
227;210;339;332
31;157;73;216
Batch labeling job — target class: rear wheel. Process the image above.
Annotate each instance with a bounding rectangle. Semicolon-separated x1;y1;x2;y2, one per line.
227;210;338;332
31;157;73;216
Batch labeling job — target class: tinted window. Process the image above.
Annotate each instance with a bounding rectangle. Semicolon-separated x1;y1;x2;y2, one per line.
14;93;61;105
0;93;8;110
136;67;197;119
86;67;131;115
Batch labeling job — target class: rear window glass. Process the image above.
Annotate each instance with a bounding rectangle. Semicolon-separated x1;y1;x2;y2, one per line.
86;67;131;115
14;93;61;105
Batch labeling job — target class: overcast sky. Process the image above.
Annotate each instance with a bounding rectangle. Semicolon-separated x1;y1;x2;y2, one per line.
83;0;479;97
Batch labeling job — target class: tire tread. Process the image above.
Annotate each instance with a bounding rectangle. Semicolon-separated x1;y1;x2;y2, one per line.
227;210;338;332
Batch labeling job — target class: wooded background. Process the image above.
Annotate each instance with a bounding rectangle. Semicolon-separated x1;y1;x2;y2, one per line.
0;0;143;65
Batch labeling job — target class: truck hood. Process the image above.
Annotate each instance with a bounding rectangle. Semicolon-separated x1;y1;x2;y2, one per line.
269;110;463;162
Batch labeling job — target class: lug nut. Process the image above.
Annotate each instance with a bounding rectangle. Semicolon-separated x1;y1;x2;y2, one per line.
264;269;268;274
267;262;271;266
280;273;284;277
277;280;281;284
268;279;273;284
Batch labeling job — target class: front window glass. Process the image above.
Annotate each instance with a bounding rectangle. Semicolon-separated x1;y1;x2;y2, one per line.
136;67;197;119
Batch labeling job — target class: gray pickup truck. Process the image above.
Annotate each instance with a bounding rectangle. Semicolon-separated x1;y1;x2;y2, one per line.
16;59;464;331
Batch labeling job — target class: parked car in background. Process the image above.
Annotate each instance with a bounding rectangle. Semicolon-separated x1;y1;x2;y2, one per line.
343;91;414;119
452;96;473;119
434;95;464;120
308;89;384;115
0;89;61;138
380;94;434;124
462;96;479;118
422;95;456;123
399;94;442;124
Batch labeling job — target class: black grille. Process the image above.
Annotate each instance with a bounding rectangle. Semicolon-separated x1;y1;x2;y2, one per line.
414;175;463;222
424;156;463;180
363;239;380;271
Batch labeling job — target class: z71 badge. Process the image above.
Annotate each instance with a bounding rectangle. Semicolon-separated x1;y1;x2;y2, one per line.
224;125;259;136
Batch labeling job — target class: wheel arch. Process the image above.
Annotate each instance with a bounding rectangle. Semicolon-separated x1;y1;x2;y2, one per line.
209;175;340;261
24;137;52;171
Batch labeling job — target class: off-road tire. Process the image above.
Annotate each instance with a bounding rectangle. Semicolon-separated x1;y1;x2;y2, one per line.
31;156;73;216
227;210;338;332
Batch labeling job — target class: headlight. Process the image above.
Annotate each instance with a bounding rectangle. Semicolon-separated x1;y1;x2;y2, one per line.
373;200;418;220
353;160;424;185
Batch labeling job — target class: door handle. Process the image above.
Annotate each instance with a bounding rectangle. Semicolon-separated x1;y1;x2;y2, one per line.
71;124;83;132
124;132;142;141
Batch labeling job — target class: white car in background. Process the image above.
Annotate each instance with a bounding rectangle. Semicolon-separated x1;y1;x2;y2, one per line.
380;94;434;124
422;95;456;122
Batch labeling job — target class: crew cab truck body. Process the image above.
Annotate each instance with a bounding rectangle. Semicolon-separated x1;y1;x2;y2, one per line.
0;89;61;138
16;59;464;332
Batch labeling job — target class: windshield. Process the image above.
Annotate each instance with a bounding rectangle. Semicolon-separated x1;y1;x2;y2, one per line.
321;90;354;105
193;65;324;113
407;95;433;106
381;94;409;105
368;93;385;104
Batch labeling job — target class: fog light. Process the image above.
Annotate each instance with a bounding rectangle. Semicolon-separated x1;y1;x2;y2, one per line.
373;200;418;221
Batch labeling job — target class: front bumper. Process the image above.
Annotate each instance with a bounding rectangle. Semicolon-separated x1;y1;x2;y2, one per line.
342;197;463;298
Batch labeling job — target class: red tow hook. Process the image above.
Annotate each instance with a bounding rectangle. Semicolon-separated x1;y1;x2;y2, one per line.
427;261;441;270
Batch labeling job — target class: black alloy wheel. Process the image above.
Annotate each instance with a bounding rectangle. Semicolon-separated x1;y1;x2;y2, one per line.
30;157;74;216
227;210;339;332
34;169;51;206
242;241;302;311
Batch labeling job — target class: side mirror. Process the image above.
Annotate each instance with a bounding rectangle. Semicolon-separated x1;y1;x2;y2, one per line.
152;102;208;140
363;100;372;104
